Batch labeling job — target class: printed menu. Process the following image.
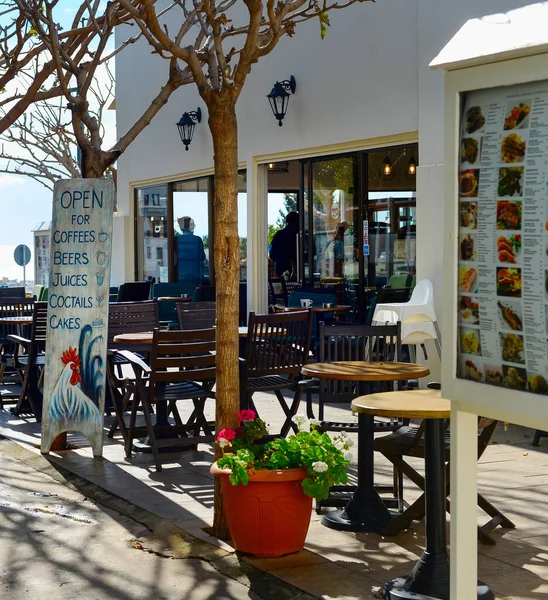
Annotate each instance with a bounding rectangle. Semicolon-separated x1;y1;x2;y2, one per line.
457;80;548;395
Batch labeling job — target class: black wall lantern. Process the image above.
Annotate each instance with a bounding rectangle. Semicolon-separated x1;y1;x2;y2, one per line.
267;76;296;126
176;107;202;150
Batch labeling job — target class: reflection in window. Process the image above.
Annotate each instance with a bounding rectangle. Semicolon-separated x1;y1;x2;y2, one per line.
137;184;168;282
367;146;417;290
173;177;210;286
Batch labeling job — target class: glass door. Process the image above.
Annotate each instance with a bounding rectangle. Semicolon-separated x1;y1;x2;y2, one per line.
301;155;360;307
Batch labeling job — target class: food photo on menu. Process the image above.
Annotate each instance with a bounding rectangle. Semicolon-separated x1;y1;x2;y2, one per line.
498;169;523;198
460;169;480;197
502;365;527;390
497;299;523;331
484;364;504;386
461;137;480;164
497;234;521;264
459;295;480;324
496;267;522;297
501;133;526;163
528;373;548;395
459;265;478;293
460;201;478;229
496;200;522;229
503;101;531;130
461;327;482;355
464;105;485;134
545;269;548;301
461;357;483;382
459;233;476;261
500;332;525;364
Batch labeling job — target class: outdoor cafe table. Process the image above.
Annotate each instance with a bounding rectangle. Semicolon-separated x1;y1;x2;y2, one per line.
351;390;493;600
300;361;430;532
272;304;352;314
112;327;249;346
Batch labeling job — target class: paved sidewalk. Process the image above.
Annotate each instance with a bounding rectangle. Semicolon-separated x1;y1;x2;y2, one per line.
1;393;548;600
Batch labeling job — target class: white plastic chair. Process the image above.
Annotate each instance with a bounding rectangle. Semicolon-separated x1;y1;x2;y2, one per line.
373;279;441;360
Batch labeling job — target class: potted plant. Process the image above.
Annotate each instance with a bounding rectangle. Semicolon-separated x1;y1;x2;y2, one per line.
210;409;353;557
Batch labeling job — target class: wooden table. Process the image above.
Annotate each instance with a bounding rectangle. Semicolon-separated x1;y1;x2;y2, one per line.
301;361;430;533
273;304;352;313
352;390;492;600
113;327;249;345
0;316;33;325
157;296;192;302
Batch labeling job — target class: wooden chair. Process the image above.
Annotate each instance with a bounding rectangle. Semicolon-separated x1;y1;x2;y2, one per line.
0;299;35;406
308;321;405;512
8;302;48;420
374;414;516;544
116;328;217;472
240;310;315;438
106;300;159;441
177;301;216;330
0;286;26;298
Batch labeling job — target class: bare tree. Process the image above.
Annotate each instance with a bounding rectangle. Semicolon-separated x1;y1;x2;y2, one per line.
118;0;372;537
0;62;116;189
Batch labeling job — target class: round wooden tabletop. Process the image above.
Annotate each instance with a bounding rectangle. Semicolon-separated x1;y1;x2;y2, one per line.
273;304;352;313
0;316;33;324
301;361;430;382
351;389;449;419
113;332;153;344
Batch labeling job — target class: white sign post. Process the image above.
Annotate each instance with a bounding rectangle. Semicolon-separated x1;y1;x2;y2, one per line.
431;4;548;597
41;179;114;456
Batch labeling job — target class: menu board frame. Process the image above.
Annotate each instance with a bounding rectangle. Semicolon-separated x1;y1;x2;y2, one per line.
442;52;548;431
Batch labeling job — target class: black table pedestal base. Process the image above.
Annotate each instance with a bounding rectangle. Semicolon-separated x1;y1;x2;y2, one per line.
384;575;493;600
322;485;392;532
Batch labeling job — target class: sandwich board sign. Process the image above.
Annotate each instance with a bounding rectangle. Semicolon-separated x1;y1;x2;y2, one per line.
41;179;114;456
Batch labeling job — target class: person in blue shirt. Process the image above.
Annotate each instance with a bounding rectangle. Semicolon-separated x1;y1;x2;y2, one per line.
269;211;299;277
177;216;206;286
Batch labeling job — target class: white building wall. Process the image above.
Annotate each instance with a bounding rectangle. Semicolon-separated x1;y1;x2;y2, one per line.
114;0;536;339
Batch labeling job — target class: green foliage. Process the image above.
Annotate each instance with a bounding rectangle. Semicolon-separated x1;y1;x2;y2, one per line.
216;411;352;501
318;12;331;39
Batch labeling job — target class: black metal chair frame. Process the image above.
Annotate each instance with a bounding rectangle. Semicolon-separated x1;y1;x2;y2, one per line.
117;328;217;472
240;310;315;438
375;416;516;544
8;301;48;420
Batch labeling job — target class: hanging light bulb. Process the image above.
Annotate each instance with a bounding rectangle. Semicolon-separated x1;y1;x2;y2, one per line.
380;152;394;180
406;154;417;177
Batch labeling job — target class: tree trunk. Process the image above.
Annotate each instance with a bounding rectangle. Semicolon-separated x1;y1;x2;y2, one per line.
208;100;241;540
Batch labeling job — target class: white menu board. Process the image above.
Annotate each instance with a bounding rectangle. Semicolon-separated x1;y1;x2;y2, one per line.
457;80;548;395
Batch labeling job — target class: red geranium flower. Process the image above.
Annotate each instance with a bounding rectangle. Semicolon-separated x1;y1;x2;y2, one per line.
237;409;257;422
217;428;237;442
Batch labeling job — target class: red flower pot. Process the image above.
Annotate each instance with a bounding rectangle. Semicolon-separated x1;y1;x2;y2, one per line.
211;463;313;557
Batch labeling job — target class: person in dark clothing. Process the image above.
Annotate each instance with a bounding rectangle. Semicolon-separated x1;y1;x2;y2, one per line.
269;211;299;277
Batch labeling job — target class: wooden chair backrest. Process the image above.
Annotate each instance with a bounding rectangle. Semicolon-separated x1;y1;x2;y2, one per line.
148;328;216;397
242;310;314;380
107;300;159;346
177;301;216;330
31;301;48;353
318;321;402;406
0;299;35;343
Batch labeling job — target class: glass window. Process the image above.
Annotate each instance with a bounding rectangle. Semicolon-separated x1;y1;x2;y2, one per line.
237;172;247;282
136;184;168;282
367;146;417;290
173;177;210;286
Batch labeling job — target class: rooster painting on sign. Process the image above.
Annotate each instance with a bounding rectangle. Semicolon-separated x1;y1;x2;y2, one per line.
43;324;104;444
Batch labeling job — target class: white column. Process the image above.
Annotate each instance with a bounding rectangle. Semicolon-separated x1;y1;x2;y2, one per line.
246;159;268;315
450;406;478;599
